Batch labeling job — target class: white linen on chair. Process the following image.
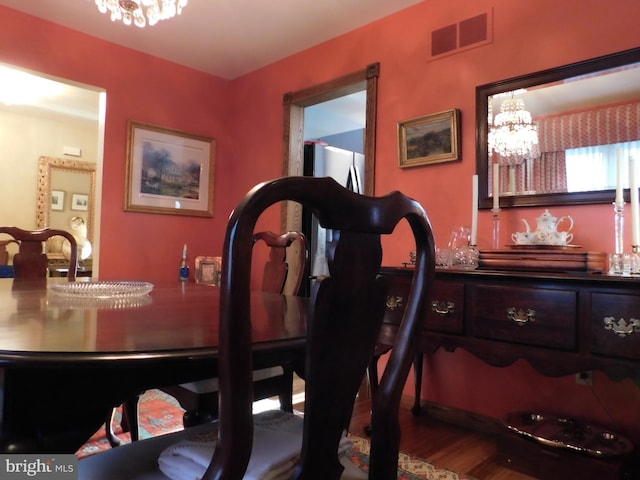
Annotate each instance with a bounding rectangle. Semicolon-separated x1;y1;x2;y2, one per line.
178;366;284;394
158;410;353;480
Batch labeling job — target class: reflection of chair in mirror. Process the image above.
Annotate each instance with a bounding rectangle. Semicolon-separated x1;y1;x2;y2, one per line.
105;230;309;447
0;227;78;281
79;176;435;480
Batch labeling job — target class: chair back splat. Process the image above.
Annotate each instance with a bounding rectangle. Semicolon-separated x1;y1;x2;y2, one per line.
253;230;308;296
0;227;78;281
208;176;435;480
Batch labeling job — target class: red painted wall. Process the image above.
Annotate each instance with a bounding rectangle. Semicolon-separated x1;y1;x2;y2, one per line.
227;0;640;446
0;7;234;282
1;0;638;446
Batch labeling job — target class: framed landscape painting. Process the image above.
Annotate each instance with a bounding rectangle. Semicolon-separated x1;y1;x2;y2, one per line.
398;109;460;168
125;121;216;217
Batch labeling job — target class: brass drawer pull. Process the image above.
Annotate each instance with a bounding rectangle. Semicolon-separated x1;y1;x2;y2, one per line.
603;317;640;337
431;300;455;316
507;307;536;326
386;295;403;311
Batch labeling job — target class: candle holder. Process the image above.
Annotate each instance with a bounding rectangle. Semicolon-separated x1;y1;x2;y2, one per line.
491;207;501;250
613;201;625;255
616;246;640;276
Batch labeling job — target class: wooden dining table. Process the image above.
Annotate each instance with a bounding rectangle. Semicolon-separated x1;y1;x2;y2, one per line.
0;278;308;454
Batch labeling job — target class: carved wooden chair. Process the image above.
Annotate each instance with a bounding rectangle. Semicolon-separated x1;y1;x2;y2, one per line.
106;230;309;446
0;227;77;281
79;176;435;479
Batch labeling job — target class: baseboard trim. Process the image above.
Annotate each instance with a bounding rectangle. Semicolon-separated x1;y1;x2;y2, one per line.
417;400;505;436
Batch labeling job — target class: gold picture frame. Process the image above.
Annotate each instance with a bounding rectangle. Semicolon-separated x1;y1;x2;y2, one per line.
125;121;216;217
398;108;460;168
195;256;222;285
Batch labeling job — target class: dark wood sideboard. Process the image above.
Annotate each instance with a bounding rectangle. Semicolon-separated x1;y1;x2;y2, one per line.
378;267;640;478
379;266;640;410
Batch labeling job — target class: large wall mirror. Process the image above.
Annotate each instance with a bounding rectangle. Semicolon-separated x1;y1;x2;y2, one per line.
477;47;640;209
36;156;96;261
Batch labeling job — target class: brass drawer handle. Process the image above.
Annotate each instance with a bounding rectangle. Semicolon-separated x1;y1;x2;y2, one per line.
507;307;536;326
386;295;403;311
431;300;455;316
603;317;640;337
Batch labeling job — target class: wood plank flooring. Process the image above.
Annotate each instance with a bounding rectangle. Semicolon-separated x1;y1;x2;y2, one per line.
292;376;536;480
347;395;536;480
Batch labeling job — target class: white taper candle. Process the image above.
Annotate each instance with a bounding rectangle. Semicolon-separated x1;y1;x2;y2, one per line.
493;163;500;210
616;148;624;204
630;156;640;246
471;175;478;245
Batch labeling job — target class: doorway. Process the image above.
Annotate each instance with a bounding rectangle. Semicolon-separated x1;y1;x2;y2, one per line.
0;64;104;275
280;63;379;292
280;62;379;235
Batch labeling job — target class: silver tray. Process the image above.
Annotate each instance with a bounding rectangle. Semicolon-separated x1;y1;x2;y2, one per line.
48;281;154;299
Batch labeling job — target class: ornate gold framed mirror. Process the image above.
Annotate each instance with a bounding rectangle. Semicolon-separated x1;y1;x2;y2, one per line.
36;156;96;260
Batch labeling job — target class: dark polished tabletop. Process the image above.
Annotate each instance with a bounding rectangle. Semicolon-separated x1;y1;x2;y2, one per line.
0;278;308;453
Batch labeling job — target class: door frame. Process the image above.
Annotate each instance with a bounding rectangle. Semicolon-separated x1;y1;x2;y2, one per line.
280;62;379;235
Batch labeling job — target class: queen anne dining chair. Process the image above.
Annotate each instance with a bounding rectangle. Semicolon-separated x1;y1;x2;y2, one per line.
106;230;309;446
79;176;435;480
0;226;78;281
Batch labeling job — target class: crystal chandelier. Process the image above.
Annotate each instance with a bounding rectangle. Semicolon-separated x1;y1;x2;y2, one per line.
488;96;539;157
95;0;188;28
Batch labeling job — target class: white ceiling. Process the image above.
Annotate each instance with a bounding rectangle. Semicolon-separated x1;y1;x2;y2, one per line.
0;0;422;80
0;0;423;137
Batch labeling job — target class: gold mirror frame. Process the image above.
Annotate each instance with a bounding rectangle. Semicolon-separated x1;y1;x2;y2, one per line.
36;156;96;258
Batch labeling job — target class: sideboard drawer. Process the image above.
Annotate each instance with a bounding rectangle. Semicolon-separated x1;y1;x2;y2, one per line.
383;275;464;335
591;292;640;361
470;284;578;350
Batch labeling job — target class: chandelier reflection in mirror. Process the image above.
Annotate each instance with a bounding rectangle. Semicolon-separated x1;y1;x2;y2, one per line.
488;91;539;157
95;0;188;28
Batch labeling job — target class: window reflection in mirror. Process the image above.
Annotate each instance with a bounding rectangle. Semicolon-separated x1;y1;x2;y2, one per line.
477;47;640;209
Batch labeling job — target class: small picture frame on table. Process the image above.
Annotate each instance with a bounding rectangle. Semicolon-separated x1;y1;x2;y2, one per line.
195;256;222;285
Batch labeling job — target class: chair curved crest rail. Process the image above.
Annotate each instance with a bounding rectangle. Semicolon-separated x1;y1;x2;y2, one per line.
79;176;435;480
0;227;78;281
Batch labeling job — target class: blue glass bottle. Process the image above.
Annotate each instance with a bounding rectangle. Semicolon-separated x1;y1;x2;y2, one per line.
179;244;189;281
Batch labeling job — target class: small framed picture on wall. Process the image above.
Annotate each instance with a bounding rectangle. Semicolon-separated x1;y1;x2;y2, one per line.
71;193;89;211
51;190;65;211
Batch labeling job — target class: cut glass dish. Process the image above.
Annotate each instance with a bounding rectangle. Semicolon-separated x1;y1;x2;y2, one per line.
48;281;154;299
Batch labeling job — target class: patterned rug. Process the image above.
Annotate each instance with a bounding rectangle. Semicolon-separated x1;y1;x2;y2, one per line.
76;389;186;458
78;390;474;480
346;435;475;480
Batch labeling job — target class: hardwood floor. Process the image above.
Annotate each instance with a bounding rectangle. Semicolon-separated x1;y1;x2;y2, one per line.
291;376;536;480
347;395;536;480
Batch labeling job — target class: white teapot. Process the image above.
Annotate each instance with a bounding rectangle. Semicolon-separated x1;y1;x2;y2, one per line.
521;209;574;245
